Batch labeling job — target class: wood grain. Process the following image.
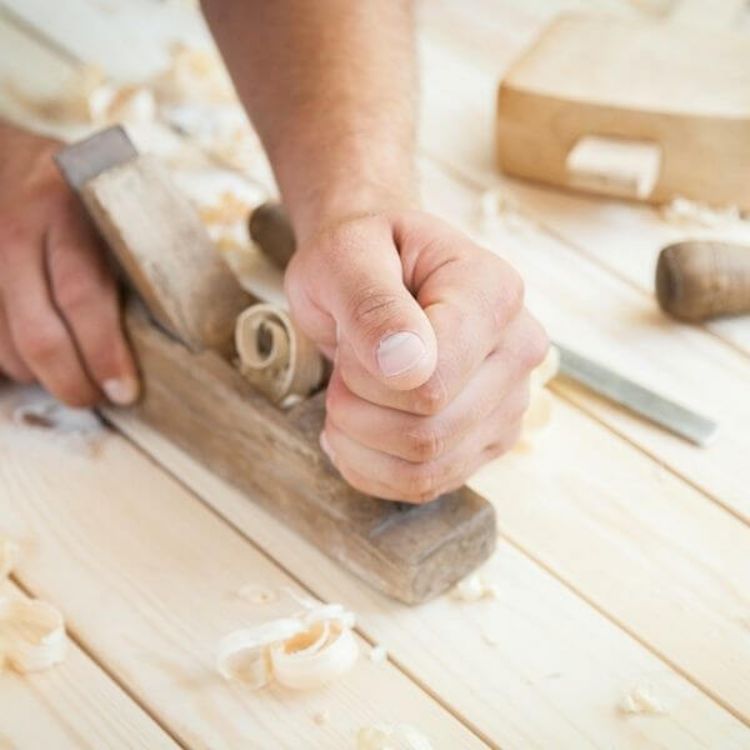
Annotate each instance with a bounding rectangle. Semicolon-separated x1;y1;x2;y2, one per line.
0;386;487;750
0;582;180;750
108;408;750;748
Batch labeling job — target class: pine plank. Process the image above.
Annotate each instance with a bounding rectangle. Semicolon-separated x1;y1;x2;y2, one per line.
107;408;750;747
0;581;180;750
0;387;486;750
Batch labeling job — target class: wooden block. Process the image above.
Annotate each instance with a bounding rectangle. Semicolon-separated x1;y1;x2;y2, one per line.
497;15;750;207
60;130;251;354
122;303;496;604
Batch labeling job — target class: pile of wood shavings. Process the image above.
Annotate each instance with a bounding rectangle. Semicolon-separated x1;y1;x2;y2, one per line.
0;535;68;674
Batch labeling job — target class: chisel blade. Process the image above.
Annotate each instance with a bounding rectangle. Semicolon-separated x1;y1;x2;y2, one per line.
555;344;718;447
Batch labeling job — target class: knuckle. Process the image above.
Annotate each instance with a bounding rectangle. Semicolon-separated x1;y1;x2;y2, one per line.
0;215;29;248
403;421;445;462
521;325;550;371
412;374;449;416
21;323;66;364
398;462;440;501
54;275;99;317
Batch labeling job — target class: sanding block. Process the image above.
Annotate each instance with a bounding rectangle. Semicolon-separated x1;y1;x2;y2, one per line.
55;126;496;605
497;15;750;208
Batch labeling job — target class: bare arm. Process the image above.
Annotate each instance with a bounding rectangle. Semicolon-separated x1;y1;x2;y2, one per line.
200;0;417;242
201;1;548;503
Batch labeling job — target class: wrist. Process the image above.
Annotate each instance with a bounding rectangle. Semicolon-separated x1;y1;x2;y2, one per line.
290;178;418;246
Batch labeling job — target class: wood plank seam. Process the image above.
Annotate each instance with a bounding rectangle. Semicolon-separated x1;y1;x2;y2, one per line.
98;411;496;749
498;533;750;729
105;412;749;742
547;383;750;528
8;573;191;750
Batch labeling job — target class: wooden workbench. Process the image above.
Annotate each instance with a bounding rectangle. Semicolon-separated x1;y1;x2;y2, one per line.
1;1;749;747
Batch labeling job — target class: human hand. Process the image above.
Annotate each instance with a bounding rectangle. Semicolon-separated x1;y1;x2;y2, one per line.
285;210;548;503
0;122;138;406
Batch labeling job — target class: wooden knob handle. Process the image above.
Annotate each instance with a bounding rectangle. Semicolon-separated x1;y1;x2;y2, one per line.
655;241;750;321
248;202;296;270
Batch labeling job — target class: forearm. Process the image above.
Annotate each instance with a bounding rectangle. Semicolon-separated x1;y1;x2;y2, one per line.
201;0;418;242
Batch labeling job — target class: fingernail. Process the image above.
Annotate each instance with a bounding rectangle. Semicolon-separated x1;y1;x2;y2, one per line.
376;331;427;377
102;376;139;406
320;431;335;461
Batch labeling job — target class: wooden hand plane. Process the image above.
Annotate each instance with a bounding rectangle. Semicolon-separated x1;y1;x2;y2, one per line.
55;126;496;604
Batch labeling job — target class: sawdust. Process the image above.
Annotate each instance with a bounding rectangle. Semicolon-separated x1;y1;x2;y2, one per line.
618;684;667;716
356;724;433;750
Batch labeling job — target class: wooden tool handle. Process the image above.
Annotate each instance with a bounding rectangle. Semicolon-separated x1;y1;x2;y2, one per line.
249;201;297;270
655;241;750;322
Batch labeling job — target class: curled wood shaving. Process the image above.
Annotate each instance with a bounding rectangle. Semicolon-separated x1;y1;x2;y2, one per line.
235;304;327;406
0;536;68;674
0;598;67;674
217;602;358;690
357;724;434;750
618;684;667;716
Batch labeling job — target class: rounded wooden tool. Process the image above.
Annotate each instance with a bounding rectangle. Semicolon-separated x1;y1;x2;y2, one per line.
655;241;750;322
249;201;297;270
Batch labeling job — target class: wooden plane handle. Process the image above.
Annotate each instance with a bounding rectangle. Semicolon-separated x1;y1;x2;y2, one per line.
656;241;750;322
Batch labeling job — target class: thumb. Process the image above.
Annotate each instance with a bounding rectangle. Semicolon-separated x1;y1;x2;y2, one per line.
321;231;437;391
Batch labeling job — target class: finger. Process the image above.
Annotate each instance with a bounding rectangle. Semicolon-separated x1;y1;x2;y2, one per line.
291;217;438;391
47;207;139;405
0;297;34;382
1;235;99;406
322;390;528;503
326;350;529;461
340;307;547;415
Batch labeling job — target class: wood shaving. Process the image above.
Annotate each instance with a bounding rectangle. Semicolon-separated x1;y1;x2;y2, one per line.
661;197;746;229
151;42;236;106
235;304;327;406
357;724;433;750
0;598;68;674
451;573;500;602
217;601;358;690
479;187;533;234
618;684;667;716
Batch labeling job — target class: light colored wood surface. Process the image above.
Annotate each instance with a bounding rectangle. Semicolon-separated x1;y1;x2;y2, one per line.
0;581;180;750
1;0;749;747
92;409;750;749
0;386;487;750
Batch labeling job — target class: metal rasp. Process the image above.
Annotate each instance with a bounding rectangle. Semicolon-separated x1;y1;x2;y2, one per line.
555;344;718;447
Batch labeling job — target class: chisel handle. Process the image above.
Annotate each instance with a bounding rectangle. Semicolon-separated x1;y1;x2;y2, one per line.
655;240;750;322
